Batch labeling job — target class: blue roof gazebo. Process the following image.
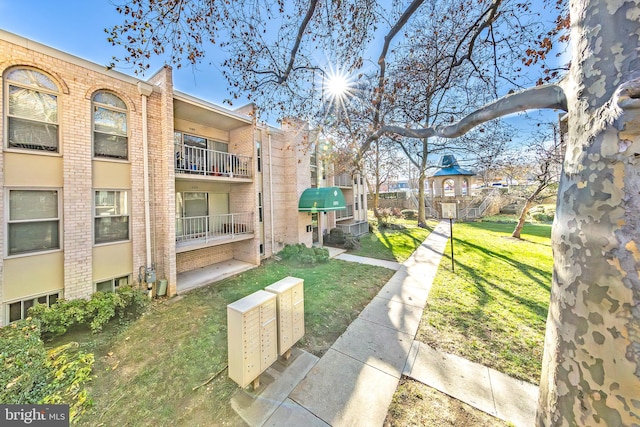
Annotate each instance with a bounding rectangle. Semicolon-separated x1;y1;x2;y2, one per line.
428;154;475;198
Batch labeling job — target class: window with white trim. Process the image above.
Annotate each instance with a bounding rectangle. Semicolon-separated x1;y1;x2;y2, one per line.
256;141;262;172
7;291;60;323
96;275;130;293
8;189;60;256
93;91;128;160
5;68;59;152
94;190;129;244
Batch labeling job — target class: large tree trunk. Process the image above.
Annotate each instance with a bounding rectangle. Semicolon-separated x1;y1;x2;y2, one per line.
536;0;640;425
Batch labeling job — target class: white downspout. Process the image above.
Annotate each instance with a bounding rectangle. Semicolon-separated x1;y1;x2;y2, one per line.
268;131;275;253
137;82;154;271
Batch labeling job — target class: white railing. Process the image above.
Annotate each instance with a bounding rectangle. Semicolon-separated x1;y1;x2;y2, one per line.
459;207;480;219
175;144;252;178
336;204;354;220
334;174;353;187
408;191;418;209
176;212;254;244
477;189;500;216
336;221;369;237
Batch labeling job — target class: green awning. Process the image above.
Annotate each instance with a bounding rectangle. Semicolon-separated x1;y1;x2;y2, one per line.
298;187;347;212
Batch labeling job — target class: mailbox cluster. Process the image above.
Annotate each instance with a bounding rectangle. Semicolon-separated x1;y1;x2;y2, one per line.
227;276;305;389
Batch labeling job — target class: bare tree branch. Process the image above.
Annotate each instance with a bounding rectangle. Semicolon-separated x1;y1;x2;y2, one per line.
278;0;319;84
371;0;426;126
363;84;567;155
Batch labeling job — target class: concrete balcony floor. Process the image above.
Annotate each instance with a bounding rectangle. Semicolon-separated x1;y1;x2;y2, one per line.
176;259;256;294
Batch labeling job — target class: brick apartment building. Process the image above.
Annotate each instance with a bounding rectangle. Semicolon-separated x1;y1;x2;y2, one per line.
0;30;367;325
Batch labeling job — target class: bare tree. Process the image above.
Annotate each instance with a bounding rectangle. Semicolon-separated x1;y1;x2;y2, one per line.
511;128;563;238
363;138;407;215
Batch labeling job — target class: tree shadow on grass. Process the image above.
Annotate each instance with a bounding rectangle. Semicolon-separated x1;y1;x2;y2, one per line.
372;225;431;261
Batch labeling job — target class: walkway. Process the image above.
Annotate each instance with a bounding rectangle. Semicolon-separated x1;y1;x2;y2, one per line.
232;220;538;427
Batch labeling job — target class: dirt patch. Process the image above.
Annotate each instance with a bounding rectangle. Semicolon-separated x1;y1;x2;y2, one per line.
384;378;510;427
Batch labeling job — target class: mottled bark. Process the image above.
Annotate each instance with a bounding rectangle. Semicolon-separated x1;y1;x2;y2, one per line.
536;0;640;425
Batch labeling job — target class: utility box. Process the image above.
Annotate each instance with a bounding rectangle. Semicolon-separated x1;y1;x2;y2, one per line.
265;276;305;356
227;290;278;389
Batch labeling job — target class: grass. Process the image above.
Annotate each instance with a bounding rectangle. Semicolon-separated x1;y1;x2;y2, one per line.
348;219;433;262
65;257;395;427
416;220;552;384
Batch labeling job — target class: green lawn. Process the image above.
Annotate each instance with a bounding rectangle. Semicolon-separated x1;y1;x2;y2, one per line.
417;221;552;384
72;258;394;426
349;220;433;262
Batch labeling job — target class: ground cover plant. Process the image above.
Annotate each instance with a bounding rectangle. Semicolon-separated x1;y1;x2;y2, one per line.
70;257;395;426
0;319;94;422
416;221;552;384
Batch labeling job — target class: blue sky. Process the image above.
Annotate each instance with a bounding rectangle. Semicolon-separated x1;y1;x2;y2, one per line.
0;0;234;104
0;0;561;139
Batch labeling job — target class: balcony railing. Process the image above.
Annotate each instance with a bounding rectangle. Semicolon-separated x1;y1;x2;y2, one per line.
334;173;353;187
335;204;354;220
175;144;252;178
336;220;369;237
176;212;254;245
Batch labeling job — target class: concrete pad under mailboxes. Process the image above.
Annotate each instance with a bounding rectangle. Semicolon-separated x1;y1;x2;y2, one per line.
404;341;497;417
490;368;538;427
263;398;330;427
331;317;414;378
358;296;424;336
231;348;318;427
376;279;430;309
290;348;399;427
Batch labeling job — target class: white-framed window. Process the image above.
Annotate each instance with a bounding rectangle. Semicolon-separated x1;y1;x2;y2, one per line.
94;190;130;244
95;275;130;293
7;189;61;256
256;141;262;172
4;67;59;152
93;91;128;160
7;291;60;323
258;192;263;223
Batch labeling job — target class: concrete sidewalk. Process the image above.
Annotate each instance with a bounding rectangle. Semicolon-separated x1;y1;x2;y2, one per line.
233;220;538;427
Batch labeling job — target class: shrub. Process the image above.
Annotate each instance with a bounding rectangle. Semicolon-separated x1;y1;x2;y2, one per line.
278;243;305;260
343;233;361;250
29;285;148;339
532;212;554;222
278;244;329;266
327;228;346;245
0;319;49;404
401;209;418;220
0;318;94;422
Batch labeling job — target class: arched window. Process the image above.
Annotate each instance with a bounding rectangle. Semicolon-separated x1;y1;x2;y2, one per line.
443;178;455;197
5;67;59;152
93;91;128;160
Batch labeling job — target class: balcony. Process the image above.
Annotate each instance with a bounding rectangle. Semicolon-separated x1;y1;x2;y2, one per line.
334;173;353;188
336;221;369;237
175;144;252;179
176;212;254;251
335;204;354;220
